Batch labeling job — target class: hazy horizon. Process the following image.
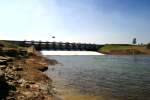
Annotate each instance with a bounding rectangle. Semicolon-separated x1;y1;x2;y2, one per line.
0;0;150;44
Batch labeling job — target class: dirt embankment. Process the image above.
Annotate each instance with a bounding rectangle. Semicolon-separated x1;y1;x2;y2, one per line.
0;41;58;100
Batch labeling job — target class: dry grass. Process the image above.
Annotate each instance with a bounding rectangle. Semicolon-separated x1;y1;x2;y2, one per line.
20;55;56;82
99;44;150;55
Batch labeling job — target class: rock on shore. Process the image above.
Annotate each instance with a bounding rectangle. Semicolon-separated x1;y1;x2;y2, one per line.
0;45;58;100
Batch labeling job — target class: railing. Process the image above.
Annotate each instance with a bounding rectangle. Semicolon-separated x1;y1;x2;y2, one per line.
2;40;104;51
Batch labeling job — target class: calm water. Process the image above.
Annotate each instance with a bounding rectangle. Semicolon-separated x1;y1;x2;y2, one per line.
45;55;150;100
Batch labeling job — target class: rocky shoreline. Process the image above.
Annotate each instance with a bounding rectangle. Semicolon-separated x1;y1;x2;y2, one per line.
0;44;59;100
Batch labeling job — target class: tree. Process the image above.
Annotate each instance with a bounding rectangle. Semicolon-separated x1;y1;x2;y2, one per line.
132;38;137;55
132;38;137;45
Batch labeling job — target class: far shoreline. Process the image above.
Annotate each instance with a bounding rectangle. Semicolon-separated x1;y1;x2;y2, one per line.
98;44;150;55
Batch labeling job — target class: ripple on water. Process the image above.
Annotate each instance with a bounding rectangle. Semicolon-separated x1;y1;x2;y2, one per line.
45;55;150;100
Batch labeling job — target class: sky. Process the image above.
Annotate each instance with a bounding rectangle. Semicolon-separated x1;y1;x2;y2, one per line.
0;0;150;44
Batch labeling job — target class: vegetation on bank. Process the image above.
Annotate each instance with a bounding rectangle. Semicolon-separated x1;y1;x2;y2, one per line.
0;40;23;49
98;44;150;55
147;43;150;49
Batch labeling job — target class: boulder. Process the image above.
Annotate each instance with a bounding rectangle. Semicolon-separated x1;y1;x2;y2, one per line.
0;65;6;70
0;59;7;65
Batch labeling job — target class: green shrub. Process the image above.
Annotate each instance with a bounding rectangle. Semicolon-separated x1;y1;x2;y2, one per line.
147;43;150;49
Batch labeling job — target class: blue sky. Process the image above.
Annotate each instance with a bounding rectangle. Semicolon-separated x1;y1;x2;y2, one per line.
0;0;150;44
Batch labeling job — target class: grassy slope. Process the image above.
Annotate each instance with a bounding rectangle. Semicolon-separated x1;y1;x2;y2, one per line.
0;40;24;50
98;44;150;55
0;40;21;48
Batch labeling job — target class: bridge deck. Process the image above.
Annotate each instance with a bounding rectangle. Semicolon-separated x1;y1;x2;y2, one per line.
2;40;104;51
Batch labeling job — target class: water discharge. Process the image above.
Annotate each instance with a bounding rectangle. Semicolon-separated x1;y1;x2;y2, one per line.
41;51;104;55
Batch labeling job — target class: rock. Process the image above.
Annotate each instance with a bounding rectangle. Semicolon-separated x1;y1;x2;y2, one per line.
22;91;34;97
0;50;55;99
17;95;26;100
0;56;8;60
25;84;30;88
0;59;7;65
6;97;16;100
27;81;35;84
0;56;13;65
38;66;48;72
30;84;40;89
5;74;14;80
12;64;23;71
18;79;24;84
19;50;28;57
18;79;27;87
0;65;7;70
16;66;23;71
27;46;37;55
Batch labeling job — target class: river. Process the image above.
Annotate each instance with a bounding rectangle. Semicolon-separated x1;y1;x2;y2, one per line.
43;52;150;100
